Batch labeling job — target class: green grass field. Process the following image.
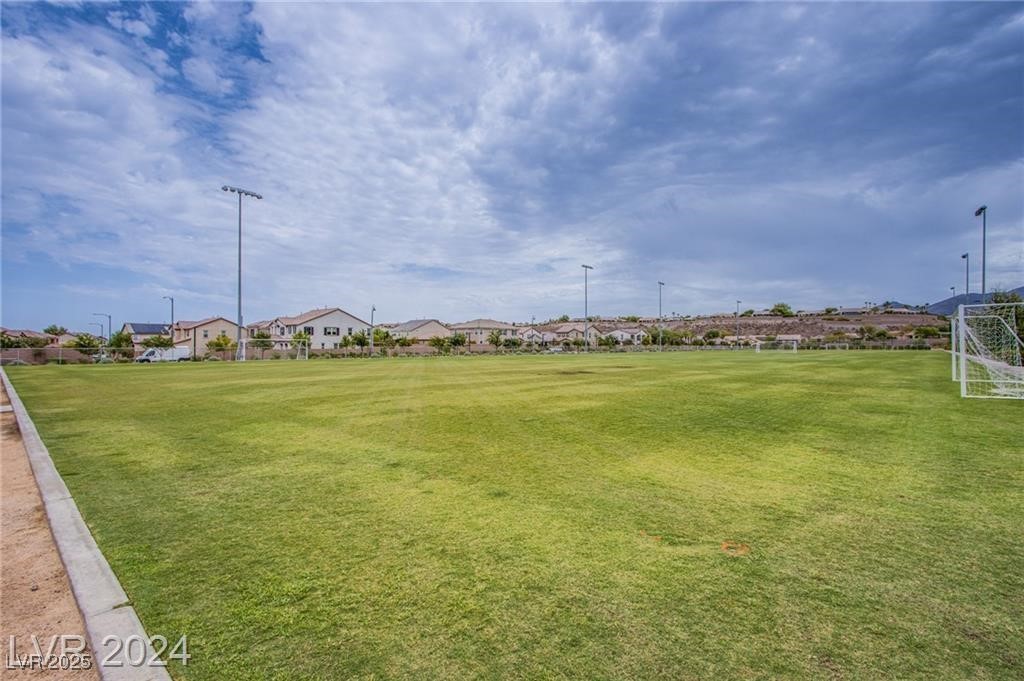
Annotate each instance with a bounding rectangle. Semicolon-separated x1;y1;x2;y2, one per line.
6;352;1022;680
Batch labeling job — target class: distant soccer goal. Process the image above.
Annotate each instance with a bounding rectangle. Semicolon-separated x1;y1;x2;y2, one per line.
954;303;1024;399
239;338;309;360
755;340;798;353
823;343;850;350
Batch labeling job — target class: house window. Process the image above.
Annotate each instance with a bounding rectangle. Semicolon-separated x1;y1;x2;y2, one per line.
303;326;314;336
324;327;339;336
203;330;209;338
347;327;353;335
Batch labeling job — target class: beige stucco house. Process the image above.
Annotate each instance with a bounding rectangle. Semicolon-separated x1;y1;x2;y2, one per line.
390;319;451;341
172;317;241;356
450;319;518;345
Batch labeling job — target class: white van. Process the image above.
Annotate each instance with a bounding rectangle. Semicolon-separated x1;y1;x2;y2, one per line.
134;347;191;363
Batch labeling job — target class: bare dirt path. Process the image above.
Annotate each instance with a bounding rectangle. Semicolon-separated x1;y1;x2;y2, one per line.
1;382;99;679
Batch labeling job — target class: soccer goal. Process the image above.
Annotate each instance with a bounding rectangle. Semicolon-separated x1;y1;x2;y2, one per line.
755;340;798;353
239;338;309;360
954;303;1024;399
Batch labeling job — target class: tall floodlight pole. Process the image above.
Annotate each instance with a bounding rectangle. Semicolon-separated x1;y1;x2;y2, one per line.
962;253;970;298
162;296;174;340
92;312;111;342
369;305;376;355
974;205;987;299
658;281;665;351
582;264;593;351
950;286;956;299
735;300;741;349
222;185;263;361
89;322;104;341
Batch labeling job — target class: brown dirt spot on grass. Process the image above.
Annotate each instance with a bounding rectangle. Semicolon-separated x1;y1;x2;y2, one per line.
720;541;750;556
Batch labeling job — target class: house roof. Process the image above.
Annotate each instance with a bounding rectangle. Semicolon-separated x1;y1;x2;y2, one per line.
450;319;517;330
0;328;51;339
173;317;233;331
391;319;446;333
124;322;168;335
276;307;370;327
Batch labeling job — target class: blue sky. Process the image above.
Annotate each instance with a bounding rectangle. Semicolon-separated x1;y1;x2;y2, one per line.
2;2;1022;331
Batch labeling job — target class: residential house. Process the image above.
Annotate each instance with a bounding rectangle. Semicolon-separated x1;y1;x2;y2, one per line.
552;322;597;345
390;319;451;342
517;327;546;344
450;319;518;346
603;327;648;345
120;322;170;349
172;317;241;356
249;307;369;350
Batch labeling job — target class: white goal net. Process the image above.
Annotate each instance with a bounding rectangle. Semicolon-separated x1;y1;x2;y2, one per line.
954;303;1024;399
755;340;798;353
239;338;309;360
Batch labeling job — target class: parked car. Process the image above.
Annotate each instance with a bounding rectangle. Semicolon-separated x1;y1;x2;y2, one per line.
134;347;191;363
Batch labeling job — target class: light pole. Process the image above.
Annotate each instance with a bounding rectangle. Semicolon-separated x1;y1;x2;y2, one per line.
658;281;665;351
222;185;263;361
950;286;956;300
735;300;741;349
89;322;104;342
962;253;969;299
162;296;174;341
582;265;593;351
974;205;987;299
92;312;111;342
369;305;376;355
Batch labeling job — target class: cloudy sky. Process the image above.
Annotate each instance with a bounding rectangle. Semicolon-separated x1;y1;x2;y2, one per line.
2;2;1022;330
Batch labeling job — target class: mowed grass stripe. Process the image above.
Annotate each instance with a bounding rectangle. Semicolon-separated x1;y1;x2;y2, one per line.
6;352;1022;680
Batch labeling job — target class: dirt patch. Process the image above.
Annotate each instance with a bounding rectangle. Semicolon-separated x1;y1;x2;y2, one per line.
817;655;843;680
720;541;751;557
0;388;98;679
554;370;595;375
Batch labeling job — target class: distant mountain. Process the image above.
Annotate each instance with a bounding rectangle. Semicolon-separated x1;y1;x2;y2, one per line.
926;285;1024;316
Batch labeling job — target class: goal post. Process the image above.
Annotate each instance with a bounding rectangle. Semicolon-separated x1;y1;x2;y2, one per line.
755;340;798;353
239;338;309;360
956;302;1024;399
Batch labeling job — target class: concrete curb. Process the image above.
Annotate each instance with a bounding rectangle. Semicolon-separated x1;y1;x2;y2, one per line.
1;369;173;681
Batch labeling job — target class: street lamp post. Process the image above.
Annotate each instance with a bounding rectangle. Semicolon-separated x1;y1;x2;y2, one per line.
735;300;741;349
162;296;174;341
582;265;593;351
92;312;111;342
658;281;665;351
222;185;263;361
369;305;376;356
89;322;104;342
974;205;987;299
950;286;956;300
962;253;969;299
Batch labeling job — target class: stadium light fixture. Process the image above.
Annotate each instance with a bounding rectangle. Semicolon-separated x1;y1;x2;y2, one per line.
974;205;987;298
961;253;969;298
222;185;262;361
582;265;593;351
658;281;665;351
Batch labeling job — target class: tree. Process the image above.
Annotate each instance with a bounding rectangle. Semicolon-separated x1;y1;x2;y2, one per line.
770;302;795;317
704;329;723;340
107;331;134;359
64;333;101;351
502;337;522;350
914;326;940;339
428;336;450;354
450;332;467;353
396;337;413;348
823;307;838;315
598;335;617;349
570;337;585;351
988;290;1024;338
623;315;640;323
207;332;237;358
740;309;754;317
350;330;369;354
487;329;504;351
557;314;570;323
373;328;395;350
248;331;274;359
142;334;175;350
43;325;68;336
